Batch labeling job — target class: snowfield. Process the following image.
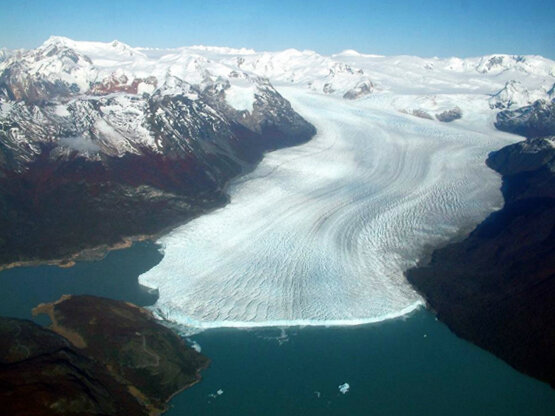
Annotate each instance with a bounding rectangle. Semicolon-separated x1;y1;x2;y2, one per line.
139;87;518;328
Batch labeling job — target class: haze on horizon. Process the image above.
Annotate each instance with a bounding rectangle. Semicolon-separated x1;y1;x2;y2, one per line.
1;0;554;59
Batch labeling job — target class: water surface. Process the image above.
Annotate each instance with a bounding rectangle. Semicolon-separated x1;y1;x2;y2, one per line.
0;243;553;415
169;310;555;416
0;241;161;324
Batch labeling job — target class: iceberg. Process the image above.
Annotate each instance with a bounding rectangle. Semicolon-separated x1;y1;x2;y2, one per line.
338;383;350;394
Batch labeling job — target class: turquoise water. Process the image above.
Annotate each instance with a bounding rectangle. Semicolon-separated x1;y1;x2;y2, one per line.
0;242;553;415
169;313;555;416
0;241;161;324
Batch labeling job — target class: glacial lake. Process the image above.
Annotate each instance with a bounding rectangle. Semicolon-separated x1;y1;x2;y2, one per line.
0;241;553;415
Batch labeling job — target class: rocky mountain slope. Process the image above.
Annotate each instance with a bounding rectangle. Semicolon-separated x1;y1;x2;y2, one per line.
0;316;148;416
0;295;209;415
495;99;555;138
407;102;555;387
0;38;316;265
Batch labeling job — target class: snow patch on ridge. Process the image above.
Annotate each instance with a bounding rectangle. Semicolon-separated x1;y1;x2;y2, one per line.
225;80;256;112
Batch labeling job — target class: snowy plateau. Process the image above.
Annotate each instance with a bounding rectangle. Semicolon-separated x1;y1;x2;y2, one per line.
2;37;554;329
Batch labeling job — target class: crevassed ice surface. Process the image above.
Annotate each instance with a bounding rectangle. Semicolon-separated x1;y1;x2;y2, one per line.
139;88;517;328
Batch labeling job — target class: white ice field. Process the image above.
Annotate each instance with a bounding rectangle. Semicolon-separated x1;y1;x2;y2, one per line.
139;87;519;329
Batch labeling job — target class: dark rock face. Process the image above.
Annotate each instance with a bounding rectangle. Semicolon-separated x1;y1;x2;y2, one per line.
0;44;93;104
343;80;373;100
495;99;555;139
0;46;316;267
435;107;462;122
0;318;148;415
411;109;433;120
406;136;555;387
487;136;555;178
0;150;229;265
33;295;209;412
0;296;209;415
478;56;505;73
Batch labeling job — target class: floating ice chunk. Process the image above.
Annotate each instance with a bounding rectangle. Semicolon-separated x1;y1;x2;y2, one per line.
338;383;350;394
277;328;289;345
257;328;290;345
208;389;224;399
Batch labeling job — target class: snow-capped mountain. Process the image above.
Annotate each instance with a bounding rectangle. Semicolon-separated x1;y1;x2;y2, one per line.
0;36;317;171
0;36;554;266
0;36;377;105
0;37;317;264
489;80;550;109
1;36;554;167
495;99;555;139
0;48;16;63
4;36;553;103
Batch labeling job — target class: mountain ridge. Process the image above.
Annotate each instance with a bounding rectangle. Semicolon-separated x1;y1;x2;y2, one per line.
0;38;317;265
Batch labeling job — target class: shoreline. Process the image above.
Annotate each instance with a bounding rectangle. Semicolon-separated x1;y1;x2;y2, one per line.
162;363;211;415
405;135;555;389
0;233;158;273
26;294;212;416
0;128;318;275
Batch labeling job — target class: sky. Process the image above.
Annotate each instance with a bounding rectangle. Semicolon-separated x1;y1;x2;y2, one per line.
0;0;554;59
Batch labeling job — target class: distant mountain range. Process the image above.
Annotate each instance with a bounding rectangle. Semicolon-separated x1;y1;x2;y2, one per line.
1;37;553;168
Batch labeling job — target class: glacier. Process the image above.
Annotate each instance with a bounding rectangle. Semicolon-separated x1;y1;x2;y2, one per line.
138;87;517;328
2;37;553;328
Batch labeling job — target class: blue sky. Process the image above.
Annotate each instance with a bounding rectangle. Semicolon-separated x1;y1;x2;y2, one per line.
1;0;554;58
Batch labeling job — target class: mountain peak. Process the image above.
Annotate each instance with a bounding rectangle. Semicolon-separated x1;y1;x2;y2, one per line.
337;49;361;56
39;36;138;57
42;35;73;47
187;45;256;55
109;39;136;50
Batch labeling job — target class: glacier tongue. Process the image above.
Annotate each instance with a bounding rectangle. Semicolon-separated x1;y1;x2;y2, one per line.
139;88;517;329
